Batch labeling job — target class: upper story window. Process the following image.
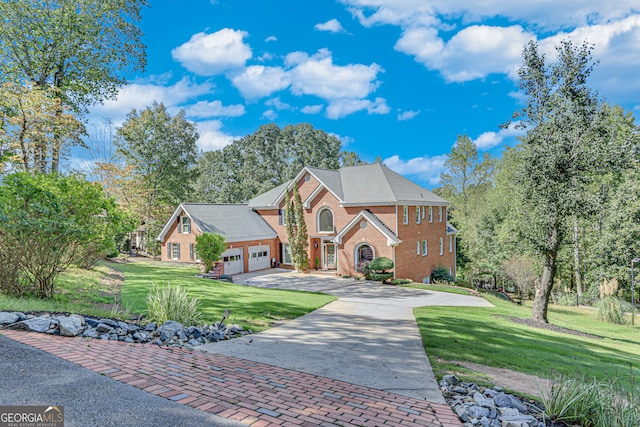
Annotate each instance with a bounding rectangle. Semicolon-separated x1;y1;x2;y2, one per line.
278;209;286;226
439;206;443;222
318;207;334;232
439;237;444;255
403;206;408;225
429;206;433;223
416;206;421;224
181;216;191;234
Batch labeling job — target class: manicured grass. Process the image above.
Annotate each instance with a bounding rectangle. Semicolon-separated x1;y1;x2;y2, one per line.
416;293;640;391
401;282;478;296
0;264;119;319
114;259;336;332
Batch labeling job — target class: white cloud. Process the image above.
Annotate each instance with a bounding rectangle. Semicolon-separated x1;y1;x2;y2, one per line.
341;0;640;99
315;19;346;33
301;104;324;114
261;109;278;120
231;65;291;100
383;154;448;186
287;49;383;100
397;109;420;121
264;97;292;111
196;120;241;151
341;0;638;31
172;28;252;76
90;77;213;125
395;25;533;82
472;122;525;150
265;35;277;42
326;97;389;119
184;100;245;119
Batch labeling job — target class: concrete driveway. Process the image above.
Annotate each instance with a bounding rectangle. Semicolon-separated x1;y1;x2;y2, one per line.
200;270;493;404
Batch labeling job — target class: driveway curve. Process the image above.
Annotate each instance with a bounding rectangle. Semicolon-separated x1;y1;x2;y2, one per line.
200;270;493;404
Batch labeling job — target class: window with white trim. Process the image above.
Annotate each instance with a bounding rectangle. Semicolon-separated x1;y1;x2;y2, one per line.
421;240;428;256
355;243;374;269
421;206;425;220
416;206;421;224
281;243;292;264
278;209;286;226
417;241;420;255
318;208;334;232
169;242;180;260
439;237;444;255
403;206;408;225
429;206;433;222
439;206;443;222
449;235;453;253
181;216;191;234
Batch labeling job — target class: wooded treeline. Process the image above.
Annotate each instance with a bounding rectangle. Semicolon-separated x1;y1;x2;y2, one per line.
437;40;640;322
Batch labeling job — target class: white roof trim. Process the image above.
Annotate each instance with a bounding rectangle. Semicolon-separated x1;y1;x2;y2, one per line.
333;210;401;247
273;167;344;208
157;204;196;242
303;184;325;209
446;221;458;235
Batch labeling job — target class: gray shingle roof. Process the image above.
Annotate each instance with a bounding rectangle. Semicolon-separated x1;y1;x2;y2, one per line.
158;203;277;243
247;163;448;208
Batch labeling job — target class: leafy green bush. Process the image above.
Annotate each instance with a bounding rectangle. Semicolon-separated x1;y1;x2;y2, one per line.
431;265;453;283
596;295;631;324
195;232;226;272
146;283;201;325
366;257;394;283
555;292;579;306
391;279;412;285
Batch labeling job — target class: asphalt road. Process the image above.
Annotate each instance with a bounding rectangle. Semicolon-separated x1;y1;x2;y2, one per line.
0;335;244;427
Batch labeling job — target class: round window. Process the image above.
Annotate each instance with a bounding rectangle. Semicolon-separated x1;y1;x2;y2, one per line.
360;221;367;229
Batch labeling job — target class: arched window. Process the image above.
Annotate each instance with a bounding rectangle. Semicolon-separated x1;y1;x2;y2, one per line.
318;208;334;232
355;243;374;270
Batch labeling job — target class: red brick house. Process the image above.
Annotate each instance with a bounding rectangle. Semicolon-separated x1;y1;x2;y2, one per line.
158;163;456;282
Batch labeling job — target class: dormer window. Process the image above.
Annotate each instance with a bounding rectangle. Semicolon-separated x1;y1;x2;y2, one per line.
181;216;191;234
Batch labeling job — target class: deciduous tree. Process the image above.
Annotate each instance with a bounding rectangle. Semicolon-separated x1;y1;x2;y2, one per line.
193;123;362;203
0;0;147;172
0;172;135;298
116;102;199;255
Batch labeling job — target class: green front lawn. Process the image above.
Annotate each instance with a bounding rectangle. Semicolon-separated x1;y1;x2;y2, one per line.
114;259;335;332
0;263;121;318
417;294;640;391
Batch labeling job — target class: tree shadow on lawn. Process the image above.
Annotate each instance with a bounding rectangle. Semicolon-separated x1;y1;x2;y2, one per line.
418;312;640;389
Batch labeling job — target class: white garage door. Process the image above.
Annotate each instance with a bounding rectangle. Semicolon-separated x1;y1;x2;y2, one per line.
221;248;243;275
248;245;270;271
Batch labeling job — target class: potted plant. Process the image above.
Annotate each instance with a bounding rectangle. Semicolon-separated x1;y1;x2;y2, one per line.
314;256;320;270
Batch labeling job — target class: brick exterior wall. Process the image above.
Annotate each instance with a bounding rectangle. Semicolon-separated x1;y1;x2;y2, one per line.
160;173;456;282
160;209;278;274
394;205;455;282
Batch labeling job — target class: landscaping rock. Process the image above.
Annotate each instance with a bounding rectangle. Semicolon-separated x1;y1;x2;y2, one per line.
0;312;19;325
57;315;84;337
0;311;250;350
6;317;52;333
441;379;546;427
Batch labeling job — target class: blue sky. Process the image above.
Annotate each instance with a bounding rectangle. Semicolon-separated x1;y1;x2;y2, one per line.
84;0;640;188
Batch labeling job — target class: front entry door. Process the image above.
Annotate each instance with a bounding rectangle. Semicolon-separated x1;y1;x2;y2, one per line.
323;243;336;269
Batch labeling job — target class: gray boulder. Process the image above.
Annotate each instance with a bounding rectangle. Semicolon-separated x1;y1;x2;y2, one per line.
57;315;84;337
0;312;19;325
95;323;114;333
157;320;183;339
7;317;52;333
